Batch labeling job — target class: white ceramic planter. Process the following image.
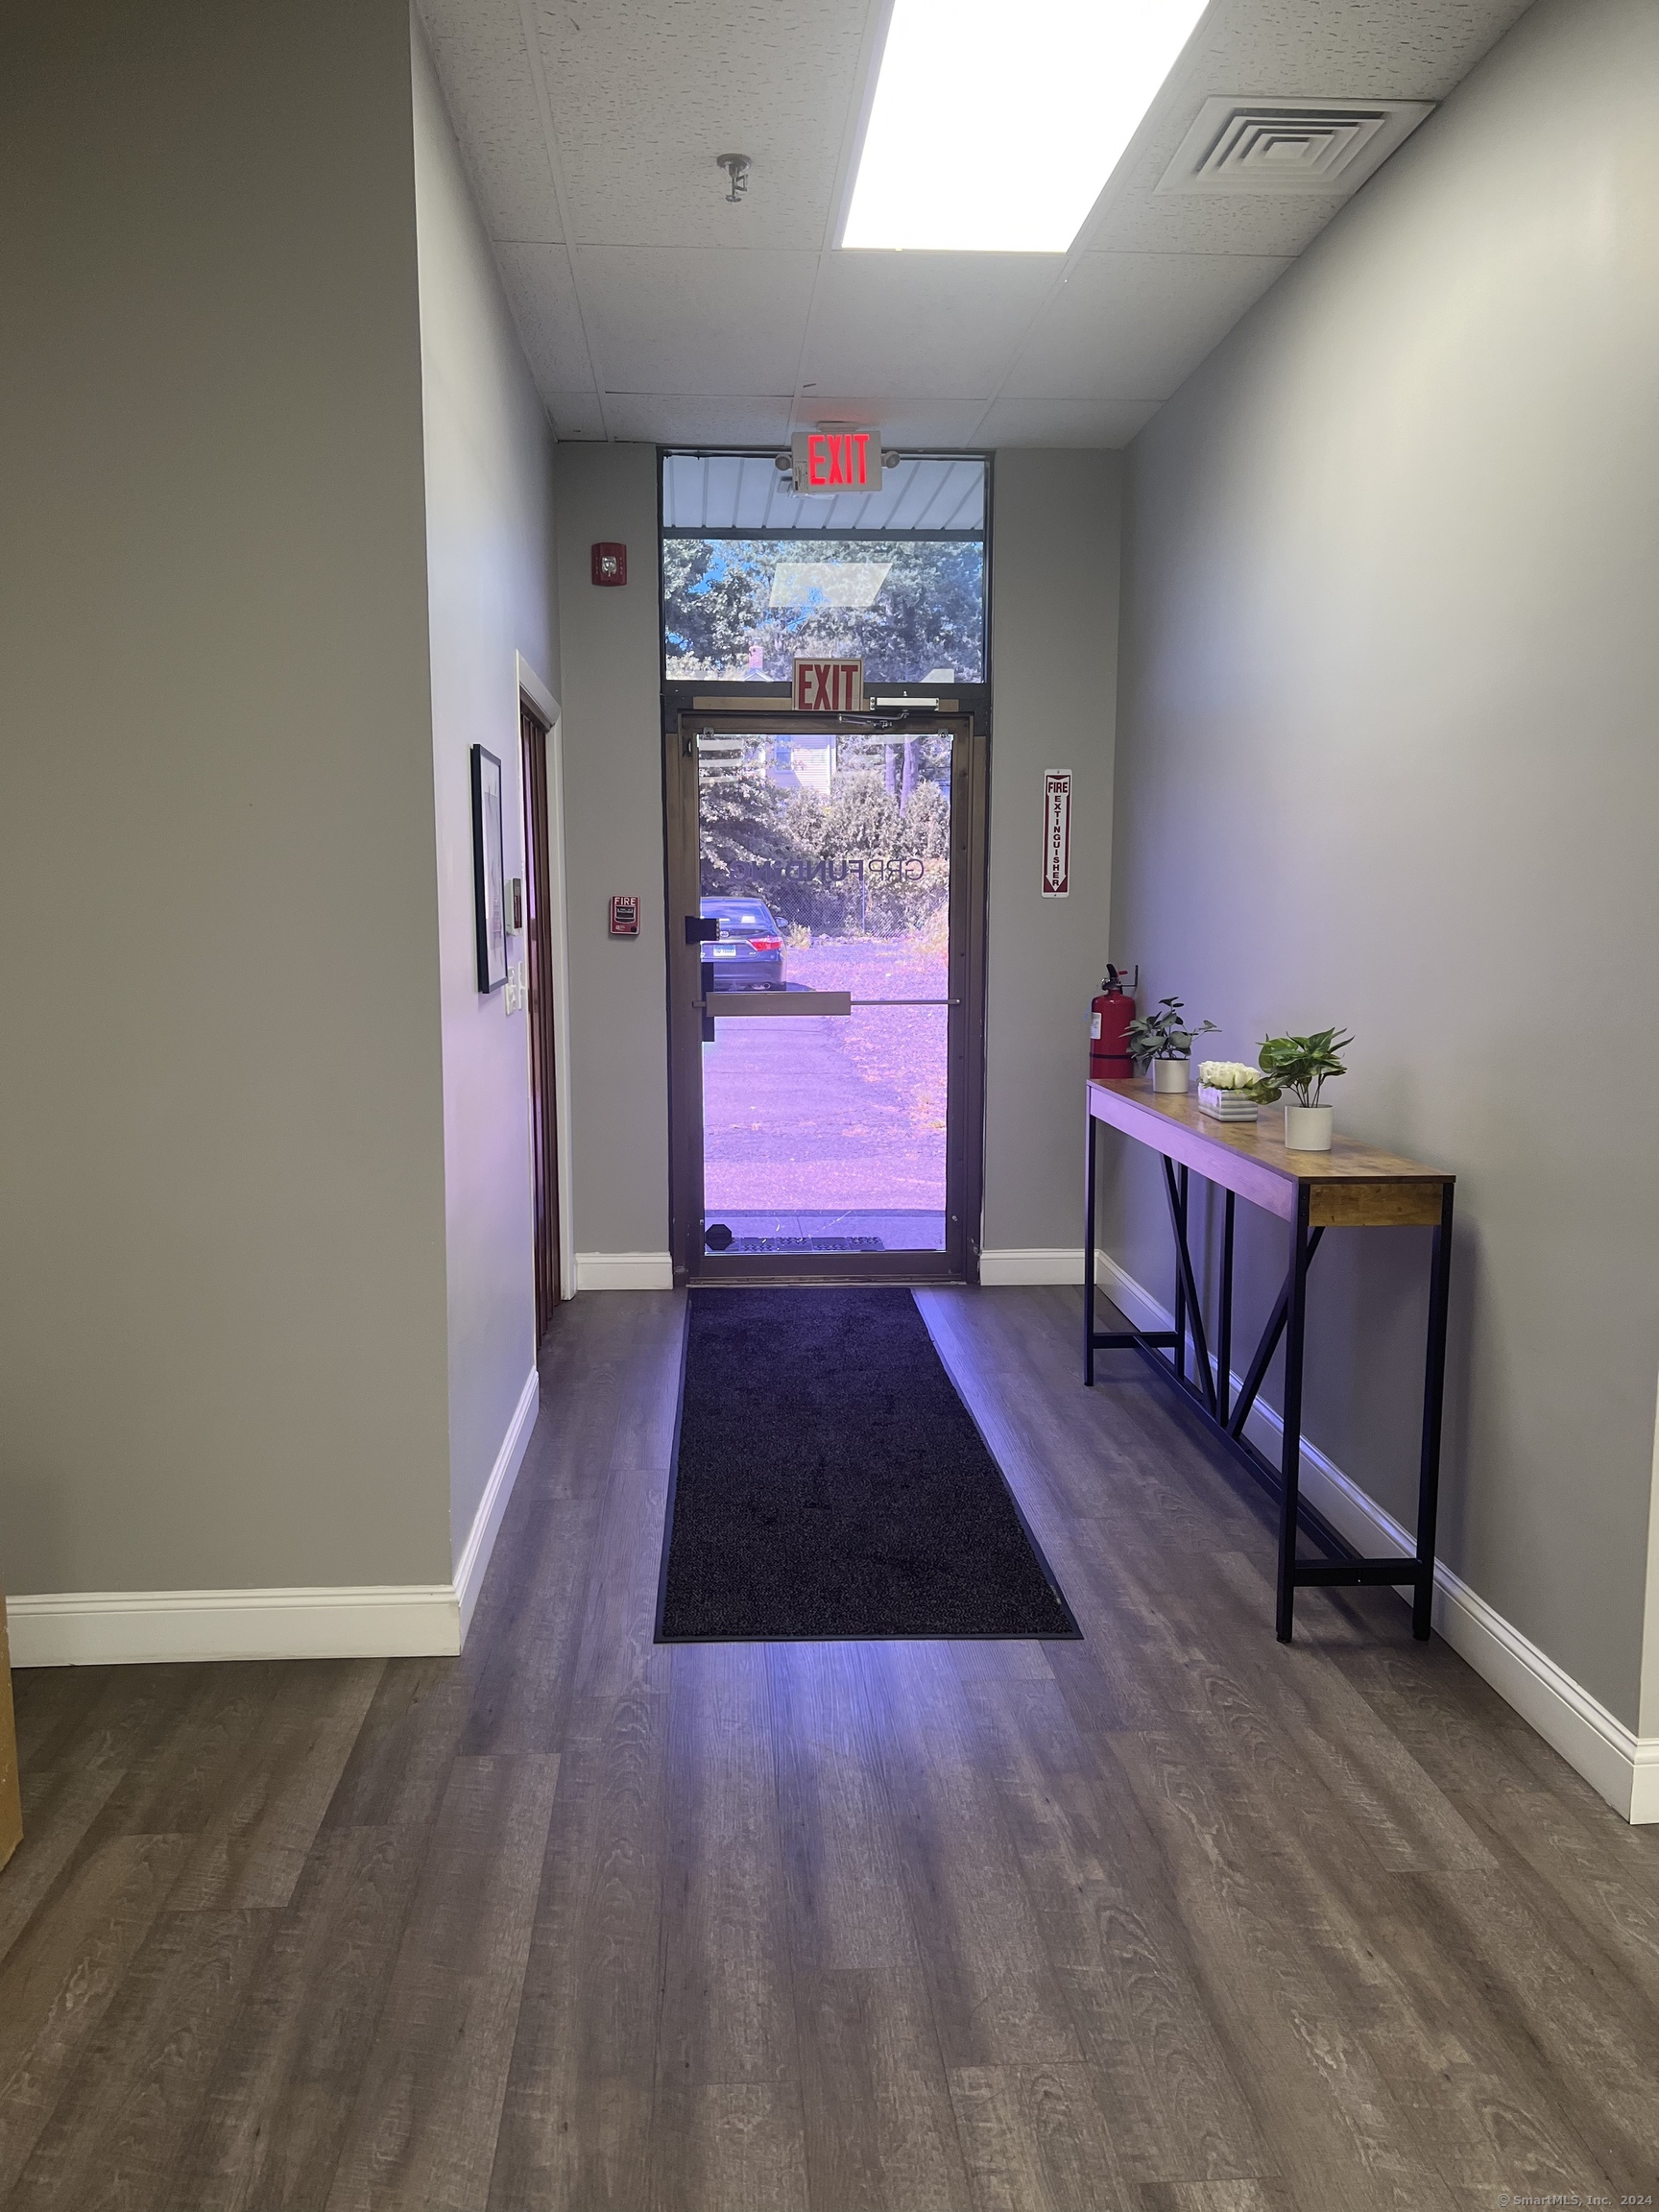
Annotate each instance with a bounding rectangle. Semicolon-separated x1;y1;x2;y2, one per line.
1152;1059;1190;1094
1284;1104;1334;1151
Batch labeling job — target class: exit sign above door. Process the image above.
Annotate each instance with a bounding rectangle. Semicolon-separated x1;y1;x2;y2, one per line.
791;429;883;496
793;658;864;712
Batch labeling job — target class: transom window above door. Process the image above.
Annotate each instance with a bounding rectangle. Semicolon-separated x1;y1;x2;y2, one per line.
661;451;988;687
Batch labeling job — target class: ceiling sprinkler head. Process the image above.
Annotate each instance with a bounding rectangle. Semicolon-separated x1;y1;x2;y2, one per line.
716;154;751;203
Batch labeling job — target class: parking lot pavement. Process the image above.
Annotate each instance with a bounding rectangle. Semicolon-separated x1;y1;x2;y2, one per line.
702;932;948;1215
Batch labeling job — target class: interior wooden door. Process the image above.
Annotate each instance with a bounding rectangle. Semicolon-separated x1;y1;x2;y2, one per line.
520;702;561;1338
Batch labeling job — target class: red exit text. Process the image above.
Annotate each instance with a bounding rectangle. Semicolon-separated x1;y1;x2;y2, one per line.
793;658;865;712
790;429;884;495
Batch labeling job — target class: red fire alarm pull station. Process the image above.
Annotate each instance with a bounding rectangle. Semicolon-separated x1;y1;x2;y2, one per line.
591;542;627;587
609;894;640;937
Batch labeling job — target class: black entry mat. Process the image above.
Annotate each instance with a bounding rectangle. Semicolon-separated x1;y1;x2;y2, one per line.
656;1287;1079;1642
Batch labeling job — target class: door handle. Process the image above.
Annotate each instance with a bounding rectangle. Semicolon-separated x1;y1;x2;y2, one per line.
702;990;853;1019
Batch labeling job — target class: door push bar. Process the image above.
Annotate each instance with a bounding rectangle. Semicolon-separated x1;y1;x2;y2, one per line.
686;915;851;1039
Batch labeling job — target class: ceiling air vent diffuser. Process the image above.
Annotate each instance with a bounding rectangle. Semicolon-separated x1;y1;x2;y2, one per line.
1157;96;1434;196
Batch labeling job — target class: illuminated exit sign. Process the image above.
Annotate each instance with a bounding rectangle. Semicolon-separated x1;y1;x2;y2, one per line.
791;428;883;495
793;658;864;712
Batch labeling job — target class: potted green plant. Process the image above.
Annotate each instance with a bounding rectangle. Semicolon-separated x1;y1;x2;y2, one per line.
1243;1027;1353;1150
1125;997;1218;1094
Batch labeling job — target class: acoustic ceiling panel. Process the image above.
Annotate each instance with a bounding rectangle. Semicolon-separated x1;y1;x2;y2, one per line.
607;394;795;445
974;397;1162;449
548;390;608;439
495;245;593;392
421;0;564;242
577;246;818;396
533;0;867;250
1003;252;1295;403
1177;0;1530;96
801;254;1059;400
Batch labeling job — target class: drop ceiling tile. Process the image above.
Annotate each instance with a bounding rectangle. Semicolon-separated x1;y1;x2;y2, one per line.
419;0;563;242
550;391;608;438
800;255;1059;400
605;395;794;445
803;400;991;451
1092;183;1347;258
1171;0;1534;98
495;244;593;393
578;247;818;396
976;397;1161;449
531;0;868;249
1003;252;1292;402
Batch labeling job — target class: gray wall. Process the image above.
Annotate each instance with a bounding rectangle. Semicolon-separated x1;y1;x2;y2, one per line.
0;0;455;1591
552;444;672;1262
984;453;1122;1259
412;16;561;1561
1110;0;1659;1728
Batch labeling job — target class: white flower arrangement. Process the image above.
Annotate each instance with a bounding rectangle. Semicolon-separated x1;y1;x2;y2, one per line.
1197;1061;1261;1091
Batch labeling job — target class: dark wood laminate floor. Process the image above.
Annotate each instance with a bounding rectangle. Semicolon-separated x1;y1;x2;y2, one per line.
3;1286;1656;2211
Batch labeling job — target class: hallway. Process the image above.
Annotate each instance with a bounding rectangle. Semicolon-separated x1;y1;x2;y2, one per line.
3;1289;1654;2210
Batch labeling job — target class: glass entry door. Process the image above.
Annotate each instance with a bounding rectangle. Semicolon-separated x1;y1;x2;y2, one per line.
666;711;986;1284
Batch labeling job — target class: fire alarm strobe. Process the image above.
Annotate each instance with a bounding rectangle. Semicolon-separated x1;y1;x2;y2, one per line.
609;894;640;937
591;541;627;587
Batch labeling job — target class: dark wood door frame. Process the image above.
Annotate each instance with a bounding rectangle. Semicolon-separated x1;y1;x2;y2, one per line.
520;700;562;1339
664;709;988;1288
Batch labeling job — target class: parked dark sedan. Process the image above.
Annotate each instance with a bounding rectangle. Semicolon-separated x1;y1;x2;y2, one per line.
701;898;785;990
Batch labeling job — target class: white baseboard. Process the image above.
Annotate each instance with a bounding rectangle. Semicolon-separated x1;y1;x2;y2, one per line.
1094;1249;1658;1825
979;1248;1085;1286
7;1582;463;1667
453;1365;540;1644
573;1251;674;1290
9;1366;543;1670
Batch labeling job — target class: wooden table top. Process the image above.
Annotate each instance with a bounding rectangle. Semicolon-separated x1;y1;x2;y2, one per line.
1088;1079;1453;1228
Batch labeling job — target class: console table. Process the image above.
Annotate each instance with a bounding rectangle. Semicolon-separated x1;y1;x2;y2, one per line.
1083;1079;1455;1643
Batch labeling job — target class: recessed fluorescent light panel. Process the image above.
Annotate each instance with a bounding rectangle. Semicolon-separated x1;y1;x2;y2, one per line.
843;0;1211;252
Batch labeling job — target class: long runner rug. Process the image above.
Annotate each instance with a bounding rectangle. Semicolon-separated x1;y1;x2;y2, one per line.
656;1286;1079;1641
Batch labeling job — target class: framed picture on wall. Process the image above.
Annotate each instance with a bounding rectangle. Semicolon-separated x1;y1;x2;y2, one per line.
470;744;507;994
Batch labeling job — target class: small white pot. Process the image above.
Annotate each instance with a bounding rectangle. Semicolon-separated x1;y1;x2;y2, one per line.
1284;1103;1334;1151
1152;1058;1190;1094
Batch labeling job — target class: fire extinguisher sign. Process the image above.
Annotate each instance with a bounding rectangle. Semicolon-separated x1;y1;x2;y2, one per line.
1042;771;1071;897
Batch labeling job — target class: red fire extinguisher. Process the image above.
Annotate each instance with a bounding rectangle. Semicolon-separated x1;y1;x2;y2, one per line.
1090;965;1137;1081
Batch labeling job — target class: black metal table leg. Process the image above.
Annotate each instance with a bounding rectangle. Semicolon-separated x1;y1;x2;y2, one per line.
1217;1190;1235;1428
1083;1106;1097;1386
1275;1185;1313;1643
1229;1228;1325;1442
1412;1183;1455;1639
1164;1158;1216;1417
1172;1166;1189;1384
